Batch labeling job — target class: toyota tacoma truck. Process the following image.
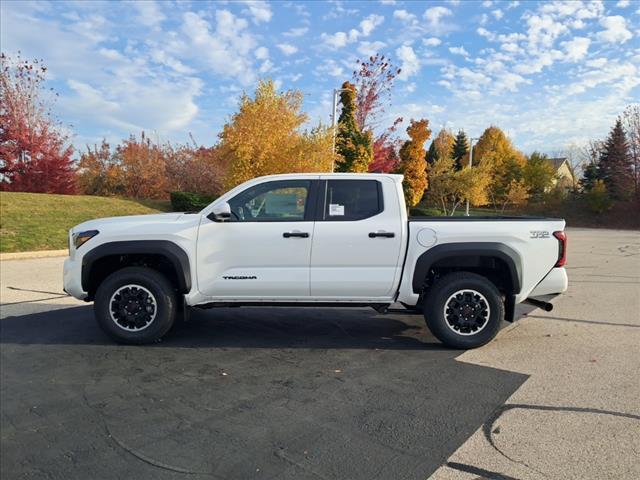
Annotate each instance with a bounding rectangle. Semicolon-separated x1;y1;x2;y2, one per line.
63;173;568;349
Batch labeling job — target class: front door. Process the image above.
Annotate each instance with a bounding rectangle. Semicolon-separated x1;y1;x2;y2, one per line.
196;179;318;299
310;177;404;299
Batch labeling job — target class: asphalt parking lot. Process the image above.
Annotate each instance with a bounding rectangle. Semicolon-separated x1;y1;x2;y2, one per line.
1;228;639;480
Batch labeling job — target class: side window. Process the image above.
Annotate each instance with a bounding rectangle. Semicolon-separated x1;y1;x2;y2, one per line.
228;180;311;222
322;180;383;221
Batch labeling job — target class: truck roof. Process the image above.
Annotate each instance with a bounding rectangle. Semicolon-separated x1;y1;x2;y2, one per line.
250;172;404;182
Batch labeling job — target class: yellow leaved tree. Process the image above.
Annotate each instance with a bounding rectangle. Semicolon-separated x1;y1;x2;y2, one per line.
219;80;335;188
398;119;431;207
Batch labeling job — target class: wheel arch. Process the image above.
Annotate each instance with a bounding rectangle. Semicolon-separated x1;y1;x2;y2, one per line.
81;241;191;299
412;242;522;295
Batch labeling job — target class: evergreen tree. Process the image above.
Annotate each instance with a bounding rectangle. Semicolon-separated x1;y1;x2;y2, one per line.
398;119;431;206
425;140;439;165
335;81;373;173
599;118;634;200
451;129;469;171
580;161;600;192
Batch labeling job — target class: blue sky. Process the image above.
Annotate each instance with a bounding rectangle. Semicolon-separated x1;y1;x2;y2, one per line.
1;0;639;155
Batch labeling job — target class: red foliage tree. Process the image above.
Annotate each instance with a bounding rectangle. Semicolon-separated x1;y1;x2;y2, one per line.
0;53;75;193
351;54;403;173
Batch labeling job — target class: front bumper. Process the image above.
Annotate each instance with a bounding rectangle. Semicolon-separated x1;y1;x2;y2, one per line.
63;255;88;301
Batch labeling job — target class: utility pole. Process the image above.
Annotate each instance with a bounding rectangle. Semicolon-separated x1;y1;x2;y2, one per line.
331;87;349;172
465;137;479;216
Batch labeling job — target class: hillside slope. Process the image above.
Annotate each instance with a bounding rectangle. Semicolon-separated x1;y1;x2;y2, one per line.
0;192;171;253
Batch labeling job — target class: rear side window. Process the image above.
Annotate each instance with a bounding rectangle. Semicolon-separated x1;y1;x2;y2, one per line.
322;180;383;221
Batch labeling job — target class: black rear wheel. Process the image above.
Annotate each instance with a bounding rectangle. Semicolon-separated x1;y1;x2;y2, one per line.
94;267;177;344
424;272;504;349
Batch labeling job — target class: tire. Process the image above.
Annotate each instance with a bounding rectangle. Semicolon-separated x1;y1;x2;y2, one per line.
423;272;504;349
94;267;177;345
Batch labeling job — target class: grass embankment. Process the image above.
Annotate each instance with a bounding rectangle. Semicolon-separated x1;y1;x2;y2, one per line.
0;192;172;253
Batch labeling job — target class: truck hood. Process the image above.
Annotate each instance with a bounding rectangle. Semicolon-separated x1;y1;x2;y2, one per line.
72;212;195;233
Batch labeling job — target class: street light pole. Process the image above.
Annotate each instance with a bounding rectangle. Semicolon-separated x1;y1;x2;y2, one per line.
331;88;349;172
465;137;479;216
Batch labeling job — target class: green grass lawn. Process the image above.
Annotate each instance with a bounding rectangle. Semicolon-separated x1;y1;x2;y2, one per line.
0;192;172;253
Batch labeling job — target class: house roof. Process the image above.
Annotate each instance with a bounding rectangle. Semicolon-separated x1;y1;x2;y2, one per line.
546;157;567;170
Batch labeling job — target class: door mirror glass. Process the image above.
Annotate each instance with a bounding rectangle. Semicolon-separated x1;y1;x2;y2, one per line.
208;202;232;222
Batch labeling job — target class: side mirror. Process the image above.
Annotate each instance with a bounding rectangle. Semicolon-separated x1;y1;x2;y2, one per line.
208;202;232;222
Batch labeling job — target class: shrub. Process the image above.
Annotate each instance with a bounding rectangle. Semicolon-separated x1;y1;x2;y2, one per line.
170;192;217;212
585;180;613;214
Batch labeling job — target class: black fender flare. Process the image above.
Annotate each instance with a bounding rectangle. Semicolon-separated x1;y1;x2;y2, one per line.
411;242;522;294
81;240;192;294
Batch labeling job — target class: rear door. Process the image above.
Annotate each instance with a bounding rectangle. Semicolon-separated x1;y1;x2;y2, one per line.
309;177;404;299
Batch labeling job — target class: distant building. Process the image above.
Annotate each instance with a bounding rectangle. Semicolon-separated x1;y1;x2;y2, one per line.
546;157;574;190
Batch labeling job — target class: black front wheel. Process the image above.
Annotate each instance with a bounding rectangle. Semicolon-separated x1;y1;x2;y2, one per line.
424;272;504;349
94;267;177;344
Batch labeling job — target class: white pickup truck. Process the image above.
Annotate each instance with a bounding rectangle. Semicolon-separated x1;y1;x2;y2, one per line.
64;173;568;348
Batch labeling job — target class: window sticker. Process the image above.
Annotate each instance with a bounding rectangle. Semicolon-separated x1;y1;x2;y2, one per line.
329;204;345;216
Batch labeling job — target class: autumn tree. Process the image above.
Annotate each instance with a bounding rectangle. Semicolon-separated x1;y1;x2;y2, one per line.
77;140;124;196
164;143;226;197
0;53;75;193
598;118;634;201
351;54;403;173
523;151;556;197
473;126;526;208
114;132;168;199
397;119;431;207
433;128;455;163
425;155;491;216
335;81;373;173
220;80;334;186
451;130;469;171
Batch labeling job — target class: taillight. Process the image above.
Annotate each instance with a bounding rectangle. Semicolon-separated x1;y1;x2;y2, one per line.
553;231;567;267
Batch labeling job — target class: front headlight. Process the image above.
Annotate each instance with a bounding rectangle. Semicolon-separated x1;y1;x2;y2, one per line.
73;230;99;249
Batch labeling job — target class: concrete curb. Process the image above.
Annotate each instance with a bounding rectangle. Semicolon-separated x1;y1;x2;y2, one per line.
0;249;68;261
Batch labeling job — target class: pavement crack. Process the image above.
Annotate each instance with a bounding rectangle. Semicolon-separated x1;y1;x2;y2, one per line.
482;403;640;477
446;461;521;480
80;389;218;477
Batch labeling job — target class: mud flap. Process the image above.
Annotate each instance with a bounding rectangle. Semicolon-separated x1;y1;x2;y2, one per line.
505;294;516;323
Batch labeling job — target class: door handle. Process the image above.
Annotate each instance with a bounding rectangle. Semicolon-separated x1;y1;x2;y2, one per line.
283;232;310;238
369;232;395;238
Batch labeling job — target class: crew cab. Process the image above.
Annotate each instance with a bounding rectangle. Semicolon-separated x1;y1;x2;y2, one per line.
63;173;568;349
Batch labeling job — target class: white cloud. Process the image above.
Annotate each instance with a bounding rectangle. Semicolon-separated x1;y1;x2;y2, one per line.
241;1;272;24
561;37;590;62
393;9;417;24
180;10;258;84
320;13;384;48
259;59;273;73
616;0;630;7
360;14;384;36
423;6;456;35
597;16;633;43
396;44;420;80
283;27;308;37
380;0;397;5
277;43;298;56
321;31;351;48
254;46;269;60
492;9;504;20
423;37;442;46
526;14;569;49
449;46;469;56
358;40;386;56
314;59;344;78
133;1;166;28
